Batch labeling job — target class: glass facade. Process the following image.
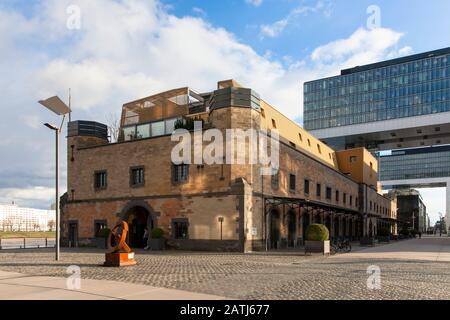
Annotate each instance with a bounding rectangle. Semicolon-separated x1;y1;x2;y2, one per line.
379;146;450;181
123;117;179;141
304;51;450;130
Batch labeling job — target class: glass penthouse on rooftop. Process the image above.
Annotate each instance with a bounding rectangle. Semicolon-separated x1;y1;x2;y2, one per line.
119;87;206;142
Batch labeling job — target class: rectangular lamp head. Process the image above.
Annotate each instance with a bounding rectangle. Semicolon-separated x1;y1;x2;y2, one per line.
44;123;59;131
39;96;71;115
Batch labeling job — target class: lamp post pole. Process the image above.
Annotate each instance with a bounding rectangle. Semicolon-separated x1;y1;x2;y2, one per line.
44;123;61;261
55;128;60;261
39;96;72;262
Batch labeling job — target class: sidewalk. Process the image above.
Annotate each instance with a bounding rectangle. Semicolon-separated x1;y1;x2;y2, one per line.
331;236;450;262
0;270;226;300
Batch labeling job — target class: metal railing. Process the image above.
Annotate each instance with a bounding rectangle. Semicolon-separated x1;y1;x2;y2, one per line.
0;238;56;250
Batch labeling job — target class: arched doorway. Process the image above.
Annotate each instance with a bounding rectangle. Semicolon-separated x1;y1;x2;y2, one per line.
127;206;152;248
344;218;348;237
287;210;296;247
270;209;280;249
302;210;310;241
333;217;339;239
314;212;321;224
325;214;332;234
119;200;156;249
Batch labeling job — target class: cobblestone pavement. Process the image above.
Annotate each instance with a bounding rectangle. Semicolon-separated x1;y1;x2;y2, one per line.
0;237;449;300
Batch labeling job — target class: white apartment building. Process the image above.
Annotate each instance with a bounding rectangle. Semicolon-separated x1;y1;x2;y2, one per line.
0;203;56;232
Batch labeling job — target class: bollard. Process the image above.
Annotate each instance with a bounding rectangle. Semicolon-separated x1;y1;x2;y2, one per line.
45;238;48;248
23;238;26;249
0;238;2;250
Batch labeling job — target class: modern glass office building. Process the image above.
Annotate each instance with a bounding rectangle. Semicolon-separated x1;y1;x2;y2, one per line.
379;145;450;181
304;47;450;131
303;48;450;229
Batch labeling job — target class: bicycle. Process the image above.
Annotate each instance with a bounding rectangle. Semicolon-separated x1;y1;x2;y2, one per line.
330;238;352;255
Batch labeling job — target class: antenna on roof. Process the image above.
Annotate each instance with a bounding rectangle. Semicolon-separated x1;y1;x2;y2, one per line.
69;88;72;122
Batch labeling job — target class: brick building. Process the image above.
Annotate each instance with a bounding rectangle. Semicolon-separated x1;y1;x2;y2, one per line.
62;79;397;251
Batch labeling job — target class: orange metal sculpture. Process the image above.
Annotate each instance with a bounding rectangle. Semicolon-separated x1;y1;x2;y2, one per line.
103;219;137;267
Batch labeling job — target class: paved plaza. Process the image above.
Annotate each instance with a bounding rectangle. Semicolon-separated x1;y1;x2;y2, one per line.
0;236;449;300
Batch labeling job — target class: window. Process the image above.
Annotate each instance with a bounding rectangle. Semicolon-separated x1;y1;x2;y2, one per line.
289;174;296;192
130;166;145;187
307;139;311;147
355;197;359;208
151;121;165;137
370;201;373;211
298;133;303;142
343;193;347;205
165;118;177;135
94;220;107;237
289;141;296;148
317;144;322;154
326;187;332;200
136;124;150;139
304;179;310;196
94;171;107;190
316;183;321;198
123;126;136;141
172;219;189;239
335;190;339;203
173;164;189;183
350;156;357;163
350;195;353;206
271;169;279;190
272;119;277;128
370;162;373;177
261;108;266;118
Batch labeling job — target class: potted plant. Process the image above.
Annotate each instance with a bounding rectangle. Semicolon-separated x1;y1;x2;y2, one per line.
377;227;391;243
96;228;111;249
304;224;330;255
148;228;166;250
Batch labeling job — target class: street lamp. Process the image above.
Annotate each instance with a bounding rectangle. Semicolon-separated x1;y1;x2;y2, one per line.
39;96;71;261
218;217;224;241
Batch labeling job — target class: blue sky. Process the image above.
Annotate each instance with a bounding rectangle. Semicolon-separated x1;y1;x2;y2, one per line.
164;0;450;64
0;0;448;223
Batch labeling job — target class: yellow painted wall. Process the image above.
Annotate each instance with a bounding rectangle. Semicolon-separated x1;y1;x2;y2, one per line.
335;148;378;188
259;100;339;169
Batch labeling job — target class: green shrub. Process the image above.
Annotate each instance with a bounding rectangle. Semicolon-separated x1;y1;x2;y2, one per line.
174;117;204;131
150;228;164;239
96;228;111;238
305;224;329;241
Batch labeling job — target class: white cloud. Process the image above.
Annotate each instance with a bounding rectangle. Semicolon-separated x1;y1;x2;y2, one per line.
246;0;263;7
311;27;412;68
259;0;332;38
0;186;55;209
20;115;43;129
192;7;207;17
0;0;415;208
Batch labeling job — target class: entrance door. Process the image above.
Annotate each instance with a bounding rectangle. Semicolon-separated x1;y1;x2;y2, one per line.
302;211;310;240
68;222;78;248
333;217;339;239
127;207;152;248
325;215;332;234
270;210;280;249
287;211;296;247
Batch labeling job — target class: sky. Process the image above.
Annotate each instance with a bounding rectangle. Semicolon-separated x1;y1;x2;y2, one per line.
0;0;448;224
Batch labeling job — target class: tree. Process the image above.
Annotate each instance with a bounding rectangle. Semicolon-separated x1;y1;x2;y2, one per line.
47;220;55;232
105;112;120;143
